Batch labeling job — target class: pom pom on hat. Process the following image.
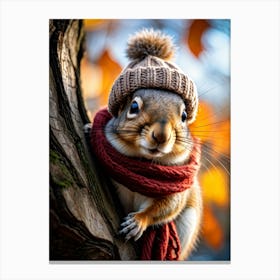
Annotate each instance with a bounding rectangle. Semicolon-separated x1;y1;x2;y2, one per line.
108;29;199;124
126;29;175;61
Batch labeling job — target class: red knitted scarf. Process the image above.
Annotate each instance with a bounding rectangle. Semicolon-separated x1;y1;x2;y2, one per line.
90;108;201;260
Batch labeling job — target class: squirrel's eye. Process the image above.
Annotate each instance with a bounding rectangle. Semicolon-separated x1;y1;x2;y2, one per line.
127;97;142;119
181;111;187;122
129;101;139;115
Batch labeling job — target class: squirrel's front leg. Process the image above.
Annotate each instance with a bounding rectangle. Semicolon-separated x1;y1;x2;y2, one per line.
119;192;188;241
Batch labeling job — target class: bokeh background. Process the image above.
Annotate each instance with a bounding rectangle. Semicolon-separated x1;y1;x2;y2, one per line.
81;19;230;261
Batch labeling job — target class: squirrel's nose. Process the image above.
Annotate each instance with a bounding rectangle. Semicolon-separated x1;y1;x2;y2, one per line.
151;120;171;144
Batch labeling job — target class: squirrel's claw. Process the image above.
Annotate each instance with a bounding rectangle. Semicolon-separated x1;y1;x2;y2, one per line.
119;212;145;241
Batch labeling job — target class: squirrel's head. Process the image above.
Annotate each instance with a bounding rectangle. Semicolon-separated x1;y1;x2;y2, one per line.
105;29;198;165
105;88;193;165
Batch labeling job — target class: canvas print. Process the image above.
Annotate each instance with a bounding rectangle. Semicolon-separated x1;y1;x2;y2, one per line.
49;19;230;261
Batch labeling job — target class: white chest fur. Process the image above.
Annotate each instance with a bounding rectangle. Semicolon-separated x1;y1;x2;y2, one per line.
111;179;153;215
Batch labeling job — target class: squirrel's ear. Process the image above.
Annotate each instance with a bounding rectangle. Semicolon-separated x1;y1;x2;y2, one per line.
126;28;175;61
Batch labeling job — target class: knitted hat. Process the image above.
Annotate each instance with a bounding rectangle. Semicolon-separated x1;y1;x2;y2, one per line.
108;29;198;123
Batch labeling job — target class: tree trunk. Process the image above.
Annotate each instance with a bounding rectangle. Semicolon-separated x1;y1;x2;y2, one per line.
49;19;137;260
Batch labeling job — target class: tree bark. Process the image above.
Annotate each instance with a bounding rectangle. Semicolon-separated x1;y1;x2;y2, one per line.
49;19;137;260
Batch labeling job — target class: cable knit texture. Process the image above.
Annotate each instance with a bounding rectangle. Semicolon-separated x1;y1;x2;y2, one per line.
90;108;201;260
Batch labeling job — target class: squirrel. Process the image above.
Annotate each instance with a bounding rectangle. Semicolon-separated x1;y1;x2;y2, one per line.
105;89;202;260
89;29;202;260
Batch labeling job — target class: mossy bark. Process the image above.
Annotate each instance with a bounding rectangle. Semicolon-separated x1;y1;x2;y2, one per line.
49;19;137;260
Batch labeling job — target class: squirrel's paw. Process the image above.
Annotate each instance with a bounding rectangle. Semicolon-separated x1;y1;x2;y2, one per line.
119;212;148;241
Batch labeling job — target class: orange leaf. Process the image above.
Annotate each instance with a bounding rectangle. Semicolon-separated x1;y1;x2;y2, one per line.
200;166;229;207
190;101;230;157
80;55;102;99
96;49;122;107
189;101;216;143
83;19;107;31
212;118;230;156
185;19;210;57
202;205;224;250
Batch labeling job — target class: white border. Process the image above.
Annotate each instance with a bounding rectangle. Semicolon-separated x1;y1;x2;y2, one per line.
1;1;279;280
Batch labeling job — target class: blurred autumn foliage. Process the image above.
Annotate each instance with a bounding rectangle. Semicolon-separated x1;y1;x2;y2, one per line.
186;20;210;57
81;19;230;261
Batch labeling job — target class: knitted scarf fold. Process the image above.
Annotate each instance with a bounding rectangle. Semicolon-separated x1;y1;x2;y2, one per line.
90;108;201;260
